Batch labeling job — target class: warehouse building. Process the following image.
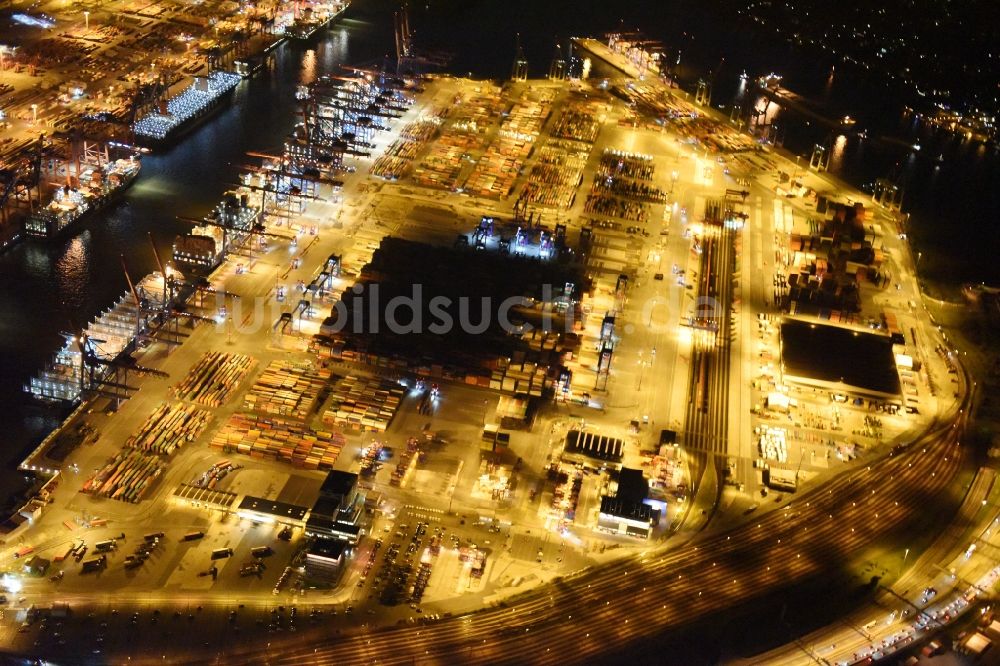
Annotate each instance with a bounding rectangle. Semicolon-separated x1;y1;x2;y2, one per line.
596;467;659;539
779;318;901;401
305;470;365;544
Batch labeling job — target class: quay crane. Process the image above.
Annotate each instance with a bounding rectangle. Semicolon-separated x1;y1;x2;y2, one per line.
176;194;294;267
66;327;168;406
240;150;343;219
298;68;410;153
392;5;449;75
0;134;46;224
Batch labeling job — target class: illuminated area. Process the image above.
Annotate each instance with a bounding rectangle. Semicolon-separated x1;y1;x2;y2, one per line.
132;71;243;142
0;2;995;664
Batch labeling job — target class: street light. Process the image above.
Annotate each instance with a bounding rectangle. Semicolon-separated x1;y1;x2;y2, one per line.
30;103;37;124
84;11;90;30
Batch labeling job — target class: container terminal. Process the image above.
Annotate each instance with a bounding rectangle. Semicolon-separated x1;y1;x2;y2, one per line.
0;30;981;666
0;0;352;250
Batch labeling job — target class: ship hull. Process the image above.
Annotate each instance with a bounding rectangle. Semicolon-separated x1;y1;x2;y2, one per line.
24;167;141;241
133;86;237;150
285;5;348;42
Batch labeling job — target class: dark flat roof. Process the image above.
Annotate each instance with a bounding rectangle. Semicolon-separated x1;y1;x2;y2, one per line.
780;319;900;396
320;470;358;499
617;468;648;504
238;495;308;521
307;538;347;560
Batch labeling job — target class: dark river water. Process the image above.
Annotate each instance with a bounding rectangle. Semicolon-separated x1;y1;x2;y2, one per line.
0;0;995;469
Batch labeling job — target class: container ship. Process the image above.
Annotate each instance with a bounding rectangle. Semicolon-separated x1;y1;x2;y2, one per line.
132;71;243;148
285;0;349;42
25;272;169;405
172;190;262;273
24;156;141;240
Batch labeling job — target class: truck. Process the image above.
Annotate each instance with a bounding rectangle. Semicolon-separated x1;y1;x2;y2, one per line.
48;603;70;618
210;548;233;560
80;555;107;573
239;562;264;577
144;532;165;542
94;540;116;553
251;546;271;558
53;544;75;563
182;531;204;542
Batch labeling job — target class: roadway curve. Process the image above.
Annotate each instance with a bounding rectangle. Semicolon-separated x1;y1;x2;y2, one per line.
109;387;968;664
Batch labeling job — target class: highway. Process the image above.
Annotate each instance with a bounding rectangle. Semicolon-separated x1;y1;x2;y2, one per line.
754;455;996;666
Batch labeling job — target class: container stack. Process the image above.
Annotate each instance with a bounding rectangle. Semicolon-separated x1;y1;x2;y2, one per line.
492;358;548;396
371;117;441;181
323;375;404;432
412;140;467;190
520;144;588;209
210;413;344;470
125;402;211;455
390;437;420;487
411;89;502;190
462;92;553;199
83;450;164;503
550;99;606;143
173;352;256;407
243;361;330;420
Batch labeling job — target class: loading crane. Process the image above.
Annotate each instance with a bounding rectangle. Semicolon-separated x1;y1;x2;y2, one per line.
176;189;295;268
696;57;724;107
69;328;168;405
298;69;410;151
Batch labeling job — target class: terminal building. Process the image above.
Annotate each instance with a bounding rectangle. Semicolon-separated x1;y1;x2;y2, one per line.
303;538;348;580
180;469;366;582
236;496;309;526
304;470;364;544
303;471;364;581
596;467;659;539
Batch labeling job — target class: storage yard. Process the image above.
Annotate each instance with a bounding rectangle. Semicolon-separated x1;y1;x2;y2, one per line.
82;449;164;503
323;375;405;432
125;402;211;455
243;361;331;420
210;413;344;470
172;352;256;407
